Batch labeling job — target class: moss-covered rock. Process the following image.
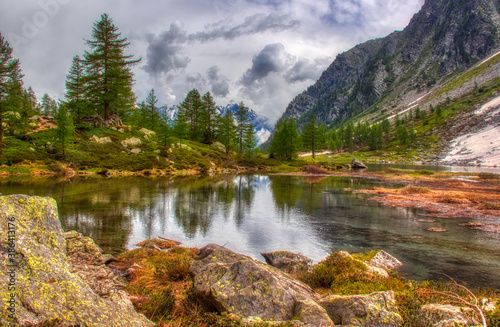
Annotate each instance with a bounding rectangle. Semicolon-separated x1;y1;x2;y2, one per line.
318;291;403;327
418;304;481;327
190;243;333;326
0;194;153;327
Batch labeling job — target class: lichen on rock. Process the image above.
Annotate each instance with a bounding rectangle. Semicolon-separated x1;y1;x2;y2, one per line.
190;243;333;326
0;194;153;327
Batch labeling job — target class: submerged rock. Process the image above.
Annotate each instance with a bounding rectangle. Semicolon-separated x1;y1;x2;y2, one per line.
0;195;153;327
261;250;312;274
190;243;333;326
318;291;403;327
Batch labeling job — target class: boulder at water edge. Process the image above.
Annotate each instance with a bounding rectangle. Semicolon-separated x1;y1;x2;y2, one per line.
190;243;333;326
318;291;403;327
0;195;153;327
351;158;368;169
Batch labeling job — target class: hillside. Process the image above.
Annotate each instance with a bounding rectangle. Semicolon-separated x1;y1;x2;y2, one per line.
279;0;500;129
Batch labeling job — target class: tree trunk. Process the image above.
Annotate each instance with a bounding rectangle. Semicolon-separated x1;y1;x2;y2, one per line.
0;92;3;156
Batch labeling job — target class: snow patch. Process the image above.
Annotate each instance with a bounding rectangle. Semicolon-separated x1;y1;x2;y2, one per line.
442;96;500;167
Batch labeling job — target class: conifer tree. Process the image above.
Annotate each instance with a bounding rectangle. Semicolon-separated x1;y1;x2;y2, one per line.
235;101;251;154
55;103;74;157
179;89;204;141
218;110;237;157
301;117;326;158
41;93;58;115
65;55;89;122
243;123;257;155
145;89;160;131
0;33;23;155
84;13;140;119
270;118;300;160
200;92;217;143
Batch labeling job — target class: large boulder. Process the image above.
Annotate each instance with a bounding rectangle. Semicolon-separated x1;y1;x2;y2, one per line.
0;195;153;327
210;141;226;153
318;291;403;327
261;251;312;274
121;137;142;148
190;243;333;326
351;158;368;169
418;304;481;327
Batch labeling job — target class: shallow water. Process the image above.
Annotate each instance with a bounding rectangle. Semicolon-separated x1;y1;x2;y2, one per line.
2;173;500;289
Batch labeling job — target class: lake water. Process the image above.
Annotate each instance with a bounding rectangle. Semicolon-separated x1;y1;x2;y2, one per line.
2;173;500;289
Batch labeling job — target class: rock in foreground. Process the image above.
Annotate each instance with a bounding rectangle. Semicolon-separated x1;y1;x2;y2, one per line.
318;291;403;327
0;195;153;327
190;243;333;326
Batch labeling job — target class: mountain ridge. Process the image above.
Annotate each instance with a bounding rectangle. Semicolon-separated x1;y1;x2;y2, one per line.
278;0;500;130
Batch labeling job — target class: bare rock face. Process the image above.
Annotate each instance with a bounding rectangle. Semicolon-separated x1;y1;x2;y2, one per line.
261;251;312;274
0;195;153;327
318;291;403;327
190;243;333;326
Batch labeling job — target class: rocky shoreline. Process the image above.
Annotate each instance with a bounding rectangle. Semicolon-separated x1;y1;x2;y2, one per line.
1;194;498;326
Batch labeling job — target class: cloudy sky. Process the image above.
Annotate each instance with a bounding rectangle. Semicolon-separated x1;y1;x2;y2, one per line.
0;0;424;124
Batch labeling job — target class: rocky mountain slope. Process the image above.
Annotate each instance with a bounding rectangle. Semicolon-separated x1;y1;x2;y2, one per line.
279;0;500;129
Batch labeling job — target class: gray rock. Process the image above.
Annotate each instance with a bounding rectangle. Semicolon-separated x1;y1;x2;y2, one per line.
351;158;368;169
261;251;312;274
190;243;333;326
318;291;403;327
418;304;480;327
368;250;403;271
130;148;142;154
139;128;156;140
121;137;142;148
0;195;153;327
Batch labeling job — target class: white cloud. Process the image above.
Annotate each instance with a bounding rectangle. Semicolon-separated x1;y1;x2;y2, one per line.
0;0;424;123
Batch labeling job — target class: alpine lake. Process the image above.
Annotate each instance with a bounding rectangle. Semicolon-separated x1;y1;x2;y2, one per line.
2;165;500;290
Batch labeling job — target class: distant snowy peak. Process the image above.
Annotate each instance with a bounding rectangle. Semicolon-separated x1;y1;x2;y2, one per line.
157;103;272;145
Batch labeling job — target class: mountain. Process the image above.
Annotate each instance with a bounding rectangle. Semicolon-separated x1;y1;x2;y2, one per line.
158;103;273;145
279;0;500;129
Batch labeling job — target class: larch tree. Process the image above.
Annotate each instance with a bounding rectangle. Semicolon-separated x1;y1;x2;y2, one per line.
65;55;88;122
55;103;74;158
41;93;57;115
270;118;300;160
218;110;237;157
200;92;217;143
301;116;325;158
145;89;160;131
179;89;203;141
0;33;23;155
235;101;251;154
84;13;140;119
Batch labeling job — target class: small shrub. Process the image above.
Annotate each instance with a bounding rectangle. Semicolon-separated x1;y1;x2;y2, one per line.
439;194;470;204
417;170;435;175
302;165;328;174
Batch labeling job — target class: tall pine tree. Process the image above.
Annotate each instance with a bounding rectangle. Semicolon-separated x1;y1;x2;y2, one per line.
200;92;217;143
218;110;237;157
84;13;140;119
235;101;251;154
0;33;23;155
270;118;300;160
65;55;89;122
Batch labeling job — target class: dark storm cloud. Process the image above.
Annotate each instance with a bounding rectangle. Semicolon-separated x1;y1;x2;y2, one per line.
207;66;230;97
143;13;300;77
241;43;290;86
189;13;300;43
143;22;191;77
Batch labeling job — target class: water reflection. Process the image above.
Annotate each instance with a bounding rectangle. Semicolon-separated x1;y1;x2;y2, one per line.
1;175;500;289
